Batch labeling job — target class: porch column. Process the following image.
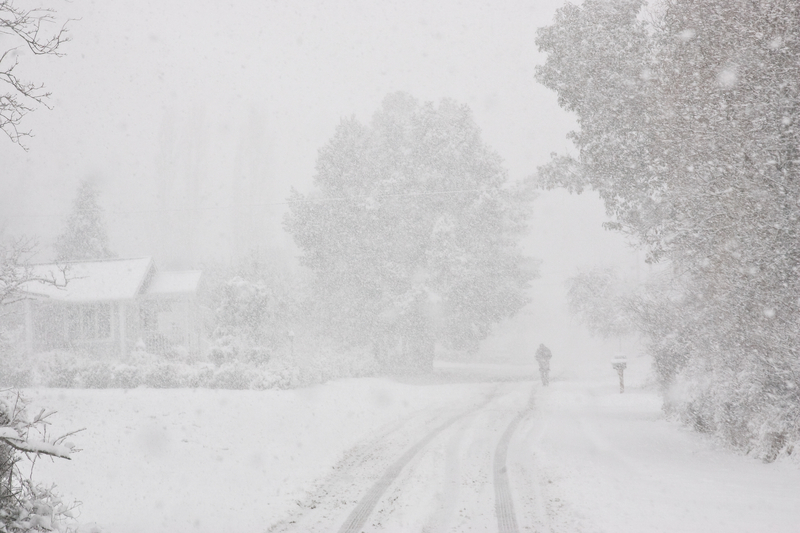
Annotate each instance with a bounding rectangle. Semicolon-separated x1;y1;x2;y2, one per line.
24;299;33;354
119;301;126;358
185;298;194;352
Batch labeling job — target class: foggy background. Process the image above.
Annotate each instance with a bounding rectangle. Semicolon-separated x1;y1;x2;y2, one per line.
0;0;642;366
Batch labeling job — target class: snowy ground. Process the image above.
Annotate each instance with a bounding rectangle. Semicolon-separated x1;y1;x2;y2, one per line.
26;363;800;533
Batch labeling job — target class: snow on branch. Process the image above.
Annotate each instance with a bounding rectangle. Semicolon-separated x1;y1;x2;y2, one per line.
0;390;83;461
0;432;76;460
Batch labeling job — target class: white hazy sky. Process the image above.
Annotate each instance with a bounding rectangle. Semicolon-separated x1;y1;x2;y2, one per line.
0;0;586;265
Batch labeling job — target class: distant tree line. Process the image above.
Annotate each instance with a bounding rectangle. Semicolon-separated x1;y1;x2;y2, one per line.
538;0;800;460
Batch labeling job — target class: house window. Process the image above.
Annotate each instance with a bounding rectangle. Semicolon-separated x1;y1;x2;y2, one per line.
33;303;69;348
66;303;112;340
84;304;111;339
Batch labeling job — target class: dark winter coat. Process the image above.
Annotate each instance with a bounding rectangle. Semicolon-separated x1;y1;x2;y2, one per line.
535;344;552;370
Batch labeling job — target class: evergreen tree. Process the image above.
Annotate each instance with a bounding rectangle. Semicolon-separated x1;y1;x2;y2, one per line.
55;179;115;261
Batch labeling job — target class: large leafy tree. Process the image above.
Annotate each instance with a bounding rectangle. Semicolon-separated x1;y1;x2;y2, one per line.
537;0;800;457
55;179;115;261
285;92;535;370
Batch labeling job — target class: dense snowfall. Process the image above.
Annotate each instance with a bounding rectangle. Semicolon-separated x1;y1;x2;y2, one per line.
2;0;799;531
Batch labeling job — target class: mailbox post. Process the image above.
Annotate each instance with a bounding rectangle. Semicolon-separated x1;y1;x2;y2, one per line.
611;357;627;393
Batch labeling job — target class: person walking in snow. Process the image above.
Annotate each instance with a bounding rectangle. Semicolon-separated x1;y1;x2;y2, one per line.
535;343;552;386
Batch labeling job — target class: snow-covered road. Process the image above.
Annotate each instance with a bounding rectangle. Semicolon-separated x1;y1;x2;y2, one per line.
518;381;800;533
27;365;800;533
269;380;533;532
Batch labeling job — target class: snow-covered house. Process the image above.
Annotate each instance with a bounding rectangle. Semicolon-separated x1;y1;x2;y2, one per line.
20;257;205;357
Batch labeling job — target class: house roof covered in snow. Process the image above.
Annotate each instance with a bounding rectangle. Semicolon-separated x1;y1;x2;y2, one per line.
145;270;203;296
22;257;155;302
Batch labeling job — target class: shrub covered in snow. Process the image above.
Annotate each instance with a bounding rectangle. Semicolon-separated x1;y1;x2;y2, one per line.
0;390;82;533
0;346;378;391
624;272;800;462
203;258;306;367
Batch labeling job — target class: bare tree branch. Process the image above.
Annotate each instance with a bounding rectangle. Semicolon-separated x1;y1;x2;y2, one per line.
0;236;68;307
0;0;69;148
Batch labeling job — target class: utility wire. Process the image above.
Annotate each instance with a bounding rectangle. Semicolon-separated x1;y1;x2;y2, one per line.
2;187;490;220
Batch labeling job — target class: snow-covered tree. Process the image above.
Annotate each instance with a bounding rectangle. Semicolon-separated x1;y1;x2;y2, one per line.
209;276;290;365
202;251;306;365
55;180;115;261
285;92;536;371
0;0;69;147
566;267;634;340
537;0;800;458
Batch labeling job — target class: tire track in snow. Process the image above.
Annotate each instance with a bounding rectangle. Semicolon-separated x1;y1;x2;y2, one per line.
494;383;536;533
267;407;464;533
494;411;524;533
510;396;552;533
336;393;497;533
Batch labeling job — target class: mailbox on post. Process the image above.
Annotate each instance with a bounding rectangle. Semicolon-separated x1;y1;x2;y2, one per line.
611;356;627;393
